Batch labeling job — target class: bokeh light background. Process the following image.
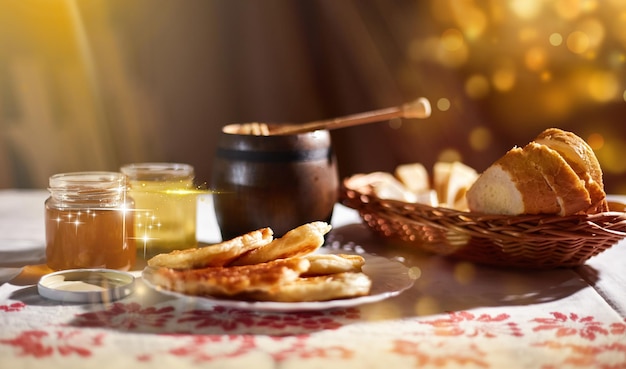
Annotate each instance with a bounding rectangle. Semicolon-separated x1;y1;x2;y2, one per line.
1;0;625;194
397;0;626;194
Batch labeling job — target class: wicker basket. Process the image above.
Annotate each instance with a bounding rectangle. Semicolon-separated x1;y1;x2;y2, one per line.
340;174;626;269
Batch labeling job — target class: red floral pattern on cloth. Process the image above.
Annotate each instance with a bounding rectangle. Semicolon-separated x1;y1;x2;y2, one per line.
533;340;626;369
0;301;25;312
391;340;489;368
68;302;361;335
532;312;613;340
2;297;625;368
387;312;626;368
144;334;354;364
0;330;105;358
72;303;177;330
418;311;524;338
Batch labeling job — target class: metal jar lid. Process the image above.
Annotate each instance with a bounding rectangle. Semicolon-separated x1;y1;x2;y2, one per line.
38;269;135;303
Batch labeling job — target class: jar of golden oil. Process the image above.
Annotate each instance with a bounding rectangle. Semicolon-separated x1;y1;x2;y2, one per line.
45;172;136;271
120;163;197;259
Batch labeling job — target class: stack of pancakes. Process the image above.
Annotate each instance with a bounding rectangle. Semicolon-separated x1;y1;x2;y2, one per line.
146;222;372;302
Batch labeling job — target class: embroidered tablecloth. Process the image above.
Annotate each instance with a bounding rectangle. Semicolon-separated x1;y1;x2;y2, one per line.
1;190;625;368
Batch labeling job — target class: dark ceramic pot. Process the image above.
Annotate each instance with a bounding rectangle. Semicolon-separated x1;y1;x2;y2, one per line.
210;124;338;241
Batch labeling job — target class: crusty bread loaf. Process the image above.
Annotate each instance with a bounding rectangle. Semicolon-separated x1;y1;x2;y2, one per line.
466;146;562;215
467;128;606;216
534;128;608;213
523;142;591;215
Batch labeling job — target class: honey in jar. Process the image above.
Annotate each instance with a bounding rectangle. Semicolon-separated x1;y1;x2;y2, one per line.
45;172;136;271
120;163;197;259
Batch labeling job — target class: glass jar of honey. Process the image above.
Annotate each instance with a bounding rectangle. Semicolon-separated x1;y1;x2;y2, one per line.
44;172;136;271
120;163;197;260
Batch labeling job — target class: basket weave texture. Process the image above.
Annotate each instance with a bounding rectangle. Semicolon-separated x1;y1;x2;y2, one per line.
341;175;626;268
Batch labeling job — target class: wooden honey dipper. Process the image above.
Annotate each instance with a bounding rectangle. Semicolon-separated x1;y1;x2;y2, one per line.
236;97;431;136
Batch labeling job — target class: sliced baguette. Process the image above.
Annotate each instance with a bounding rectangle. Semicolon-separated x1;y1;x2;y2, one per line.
534;128;608;213
467;128;606;216
522;142;591;215
466;146;560;215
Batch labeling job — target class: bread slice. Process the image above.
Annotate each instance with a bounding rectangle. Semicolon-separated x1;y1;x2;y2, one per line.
466;146;560;215
433;162;453;205
369;172;419;203
444;161;478;211
394;162;430;194
467;128;606;216
522;142;591;215
534;128;608;213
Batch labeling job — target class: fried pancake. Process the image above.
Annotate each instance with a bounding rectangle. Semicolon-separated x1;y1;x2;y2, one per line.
303;254;365;276
147;227;273;269
241;272;372;302
149;257;310;297
230;222;332;266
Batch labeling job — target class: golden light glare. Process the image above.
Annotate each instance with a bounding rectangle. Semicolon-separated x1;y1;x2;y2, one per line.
587;133;605;150
463;9;488;40
441;28;464;51
465;74;490;99
388;117;403;130
607;51;625;69
437;35;469;68
489;1;507;23
595;138;626;174
615;12;626;46
411;0;624;193
407;36;469;67
414;296;441;316
582;0;599;12
407;37;433;62
549;33;563;46
567;31;591;54
540;71;553;82
437;148;462;163
437;98;451;111
492;65;517;92
578;17;605;50
451;4;487;40
518;27;539;43
469;127;493;152
524;46;547;71
553;0;583;20
539;87;572;119
430;0;448;22
510;0;542;19
360;301;403;321
587;71;620;102
408;266;422;280
453;262;476;284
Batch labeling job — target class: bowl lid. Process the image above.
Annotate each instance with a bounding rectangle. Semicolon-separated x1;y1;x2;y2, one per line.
38;268;135;303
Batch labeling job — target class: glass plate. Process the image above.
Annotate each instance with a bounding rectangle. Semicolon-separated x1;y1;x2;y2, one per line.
142;249;414;312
